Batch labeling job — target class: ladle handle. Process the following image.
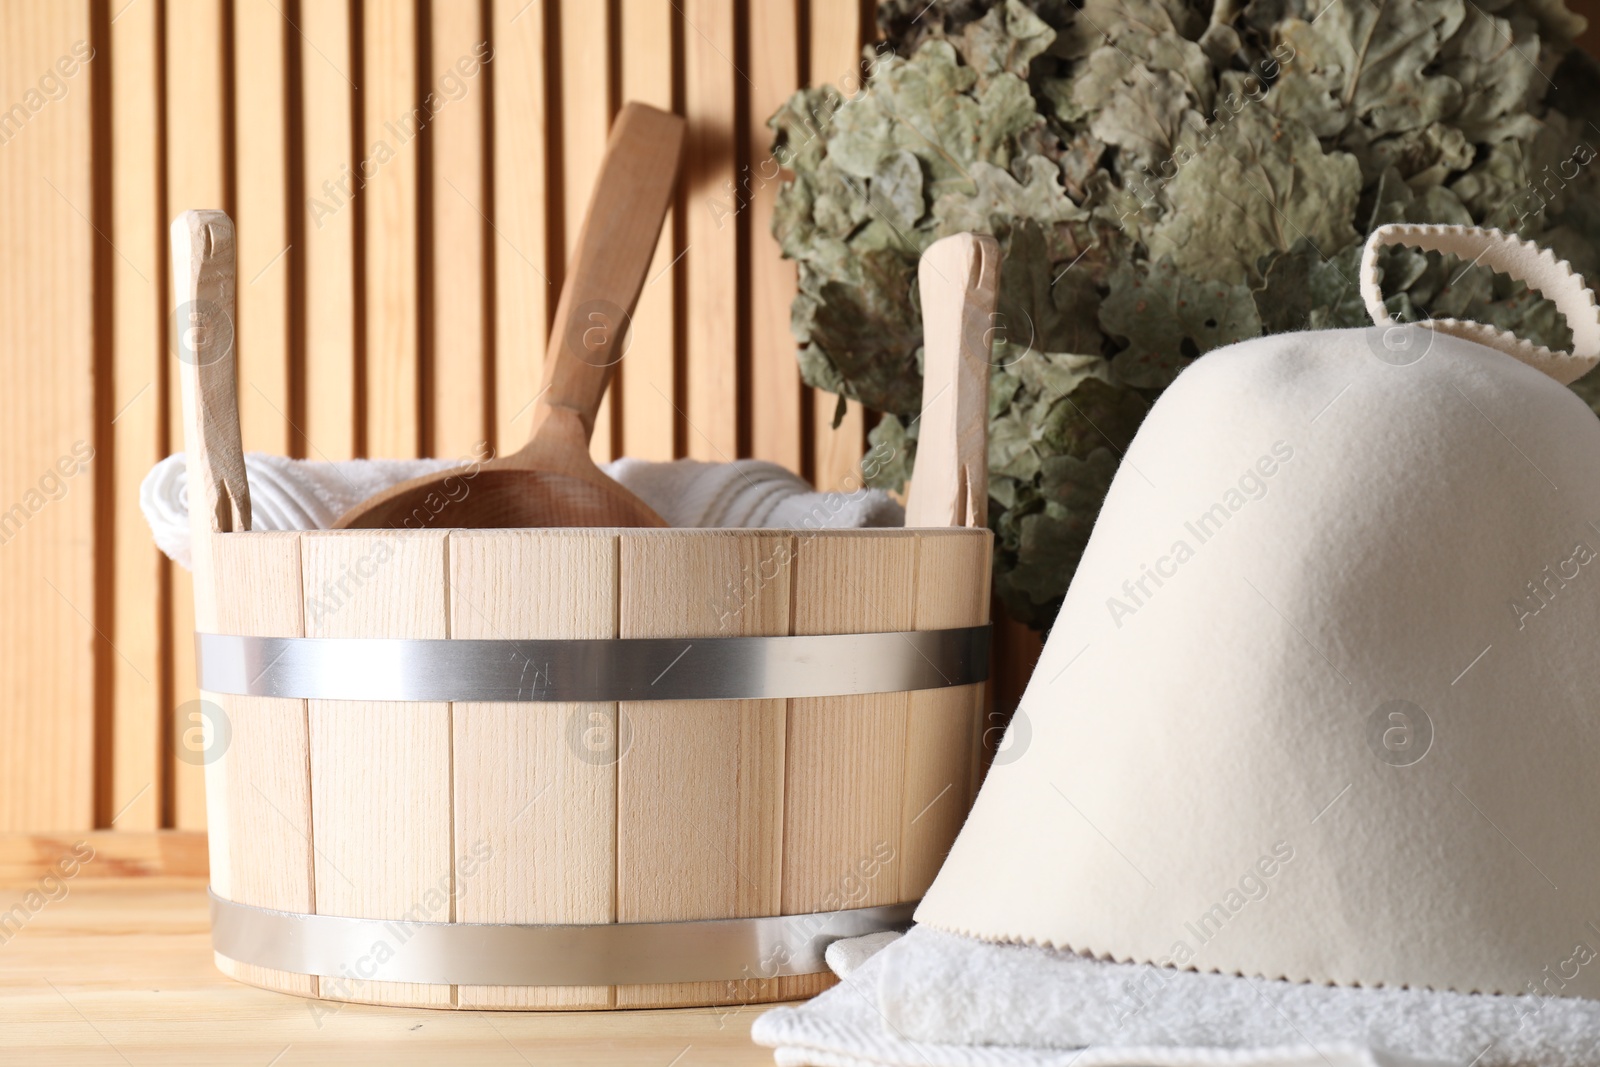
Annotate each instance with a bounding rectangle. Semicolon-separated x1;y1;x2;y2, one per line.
532;102;686;446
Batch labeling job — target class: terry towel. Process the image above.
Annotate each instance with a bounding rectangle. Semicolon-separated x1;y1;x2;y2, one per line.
142;452;904;568
752;926;1600;1067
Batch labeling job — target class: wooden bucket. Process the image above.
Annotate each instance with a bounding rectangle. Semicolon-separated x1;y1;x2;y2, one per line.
177;214;998;1009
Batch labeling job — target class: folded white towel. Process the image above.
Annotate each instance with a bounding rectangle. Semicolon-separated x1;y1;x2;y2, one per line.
752;926;1600;1067
142;452;904;569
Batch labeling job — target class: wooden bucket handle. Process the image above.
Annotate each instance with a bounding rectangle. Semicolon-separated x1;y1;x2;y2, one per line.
172;209;249;540
904;233;999;530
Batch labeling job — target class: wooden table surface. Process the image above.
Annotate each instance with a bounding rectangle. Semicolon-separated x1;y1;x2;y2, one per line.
0;875;783;1066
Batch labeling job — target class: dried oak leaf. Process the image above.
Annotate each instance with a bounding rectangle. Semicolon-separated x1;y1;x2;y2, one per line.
1145;107;1362;286
1438;4;1544;144
1270;0;1466;140
1100;257;1263;389
1073;48;1204;167
795;247;927;416
953;0;1057;82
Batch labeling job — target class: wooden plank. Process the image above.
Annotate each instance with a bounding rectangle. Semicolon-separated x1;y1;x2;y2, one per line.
302;530;453;1008
490;0;553;459
208;532;316;998
0;2;95;832
615;531;790;1008
301;0;359;460
0;831;207;881
233;0;291;456
559;0;616;463
747;0;803;474
617;0;677;461
110;0;165;832
900;531;989;899
808;0;865;490
783;531;916;916
682;0;739;462
362;0;421;459
449;529;617;1010
429;0;489;460
165;0;229;832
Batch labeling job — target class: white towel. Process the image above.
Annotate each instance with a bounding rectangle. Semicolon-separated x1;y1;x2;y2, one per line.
752;926;1600;1067
142;452;904;569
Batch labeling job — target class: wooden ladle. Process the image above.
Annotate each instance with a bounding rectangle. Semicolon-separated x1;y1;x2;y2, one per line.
334;102;686;531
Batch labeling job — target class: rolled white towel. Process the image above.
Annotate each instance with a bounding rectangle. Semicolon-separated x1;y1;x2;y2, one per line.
142;452;904;569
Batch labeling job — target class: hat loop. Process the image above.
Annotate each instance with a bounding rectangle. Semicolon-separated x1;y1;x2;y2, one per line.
1359;223;1600;385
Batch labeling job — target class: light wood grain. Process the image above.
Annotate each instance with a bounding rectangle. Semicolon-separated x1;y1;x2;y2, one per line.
784;531;916;915
747;0;805;475
807;0;866;491
0;878;780;1066
560;0;616;464
0;831;207;881
165;0;230;833
110;0;165;833
208;531;317;998
363;0;421;460
683;0;740;462
301;0;359;460
234;0;292;457
449;529;618;1009
490;0;553;457
302;530;453;1007
430;0;489;460
900;531;990;898
615;531;791;1008
905;234;998;530
618;0;679;462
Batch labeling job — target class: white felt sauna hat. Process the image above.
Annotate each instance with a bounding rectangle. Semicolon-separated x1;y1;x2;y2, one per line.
918;224;1600;998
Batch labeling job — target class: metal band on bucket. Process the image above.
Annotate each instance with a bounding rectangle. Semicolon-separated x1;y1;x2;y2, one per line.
196;626;989;702
209;890;915;985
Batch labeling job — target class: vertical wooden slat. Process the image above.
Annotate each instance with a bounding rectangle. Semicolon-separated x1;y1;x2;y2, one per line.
747;0;803;474
109;0;164;831
784;532;916;914
430;0;489;460
301;0;359;460
233;0;291;455
165;0;229;831
682;0;739;462
302;529;453;1008
807;0;866;490
363;0;421;459
490;0;552;458
615;531;791;1008
900;531;989;898
617;0;676;461
559;0;616;463
208;532;316;998
450;529;616;1009
0;0;94;831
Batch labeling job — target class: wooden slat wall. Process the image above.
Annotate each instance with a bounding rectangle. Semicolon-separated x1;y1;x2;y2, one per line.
0;0;96;832
0;0;911;833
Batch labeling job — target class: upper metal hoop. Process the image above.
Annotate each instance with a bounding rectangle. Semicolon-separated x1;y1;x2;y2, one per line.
196;626;990;702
